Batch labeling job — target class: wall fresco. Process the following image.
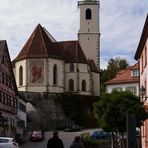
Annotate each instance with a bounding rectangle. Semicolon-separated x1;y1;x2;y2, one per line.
29;59;44;84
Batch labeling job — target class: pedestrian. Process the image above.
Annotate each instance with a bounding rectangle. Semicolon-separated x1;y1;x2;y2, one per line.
47;131;64;148
70;136;85;148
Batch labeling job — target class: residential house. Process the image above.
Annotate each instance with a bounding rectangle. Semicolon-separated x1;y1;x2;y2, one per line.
134;14;148;148
105;63;139;96
0;40;17;137
16;94;27;142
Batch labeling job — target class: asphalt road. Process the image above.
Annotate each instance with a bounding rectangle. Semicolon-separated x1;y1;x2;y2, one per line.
20;129;96;148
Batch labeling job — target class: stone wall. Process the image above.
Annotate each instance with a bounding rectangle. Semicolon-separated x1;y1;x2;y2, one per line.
19;92;73;131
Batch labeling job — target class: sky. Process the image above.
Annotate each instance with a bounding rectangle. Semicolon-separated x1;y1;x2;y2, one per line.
0;0;147;69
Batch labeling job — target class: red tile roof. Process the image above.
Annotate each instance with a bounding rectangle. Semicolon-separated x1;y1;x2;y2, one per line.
88;59;99;73
58;41;88;63
105;63;139;85
13;24;64;62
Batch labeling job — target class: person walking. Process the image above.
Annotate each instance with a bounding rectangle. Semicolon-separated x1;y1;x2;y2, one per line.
47;131;64;148
70;136;85;148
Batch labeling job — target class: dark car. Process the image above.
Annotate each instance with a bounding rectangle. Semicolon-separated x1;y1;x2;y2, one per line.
64;125;83;132
91;130;111;139
30;131;44;142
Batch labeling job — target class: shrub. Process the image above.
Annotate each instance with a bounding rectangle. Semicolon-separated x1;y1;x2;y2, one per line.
81;132;99;145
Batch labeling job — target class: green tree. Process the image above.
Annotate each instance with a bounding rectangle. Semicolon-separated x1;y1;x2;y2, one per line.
93;90;148;134
101;57;129;92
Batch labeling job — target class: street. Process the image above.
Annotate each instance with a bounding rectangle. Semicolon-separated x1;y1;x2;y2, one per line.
20;129;95;148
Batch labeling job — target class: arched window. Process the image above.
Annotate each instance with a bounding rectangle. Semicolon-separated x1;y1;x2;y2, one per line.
70;63;74;72
82;80;86;91
53;64;57;85
19;66;23;86
69;79;74;91
86;9;92;20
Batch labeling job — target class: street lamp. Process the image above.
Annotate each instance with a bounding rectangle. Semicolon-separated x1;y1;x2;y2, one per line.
140;86;147;102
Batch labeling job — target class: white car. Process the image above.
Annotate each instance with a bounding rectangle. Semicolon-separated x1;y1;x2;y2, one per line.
0;137;19;148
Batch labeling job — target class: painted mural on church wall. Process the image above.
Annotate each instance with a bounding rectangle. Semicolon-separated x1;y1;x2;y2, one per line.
29;59;44;84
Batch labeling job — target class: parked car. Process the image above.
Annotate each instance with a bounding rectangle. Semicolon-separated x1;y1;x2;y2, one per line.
30;130;44;141
0;137;19;148
64;125;83;132
90;130;111;139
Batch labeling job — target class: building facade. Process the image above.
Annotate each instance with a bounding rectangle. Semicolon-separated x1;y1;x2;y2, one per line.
0;40;17;137
135;14;148;148
105;63;139;96
12;0;100;97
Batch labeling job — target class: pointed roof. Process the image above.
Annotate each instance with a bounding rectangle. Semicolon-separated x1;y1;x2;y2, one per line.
105;63;139;85
58;40;88;63
0;40;18;93
13;24;64;62
88;59;99;73
0;40;5;62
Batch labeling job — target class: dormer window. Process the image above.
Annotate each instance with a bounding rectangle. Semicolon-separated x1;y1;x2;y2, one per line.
131;70;139;77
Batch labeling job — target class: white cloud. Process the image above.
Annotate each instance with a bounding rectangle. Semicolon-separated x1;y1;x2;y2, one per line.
0;0;147;69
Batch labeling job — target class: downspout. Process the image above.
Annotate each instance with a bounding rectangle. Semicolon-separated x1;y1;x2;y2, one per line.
76;42;79;93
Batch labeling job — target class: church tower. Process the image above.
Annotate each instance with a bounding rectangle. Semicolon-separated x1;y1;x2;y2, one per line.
78;0;100;69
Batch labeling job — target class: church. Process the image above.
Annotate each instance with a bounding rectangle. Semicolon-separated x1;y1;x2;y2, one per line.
12;0;100;129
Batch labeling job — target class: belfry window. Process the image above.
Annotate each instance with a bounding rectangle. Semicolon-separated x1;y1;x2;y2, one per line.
69;79;74;91
53;64;57;85
19;66;23;86
86;9;92;20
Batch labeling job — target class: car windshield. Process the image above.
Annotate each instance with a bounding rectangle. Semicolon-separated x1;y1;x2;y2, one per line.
0;139;9;143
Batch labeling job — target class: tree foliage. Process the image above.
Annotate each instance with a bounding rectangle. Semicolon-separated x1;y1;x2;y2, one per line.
93;91;148;133
56;94;95;127
101;57;130;92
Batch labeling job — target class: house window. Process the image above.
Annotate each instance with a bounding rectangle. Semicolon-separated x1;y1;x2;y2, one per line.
82;80;86;91
131;70;139;77
126;86;137;95
145;46;147;66
86;9;92;20
141;55;144;73
17;119;25;128
70;63;74;72
53;64;57;85
69;79;74;91
19;66;23;86
112;87;122;92
19;102;26;112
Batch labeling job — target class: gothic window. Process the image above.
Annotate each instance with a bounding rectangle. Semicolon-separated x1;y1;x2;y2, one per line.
19;66;23;86
86;9;92;20
69;79;74;91
82;80;86;91
53;64;57;85
70;63;74;72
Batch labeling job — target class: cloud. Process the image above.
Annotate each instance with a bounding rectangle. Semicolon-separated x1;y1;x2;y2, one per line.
0;0;147;69
100;0;148;68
